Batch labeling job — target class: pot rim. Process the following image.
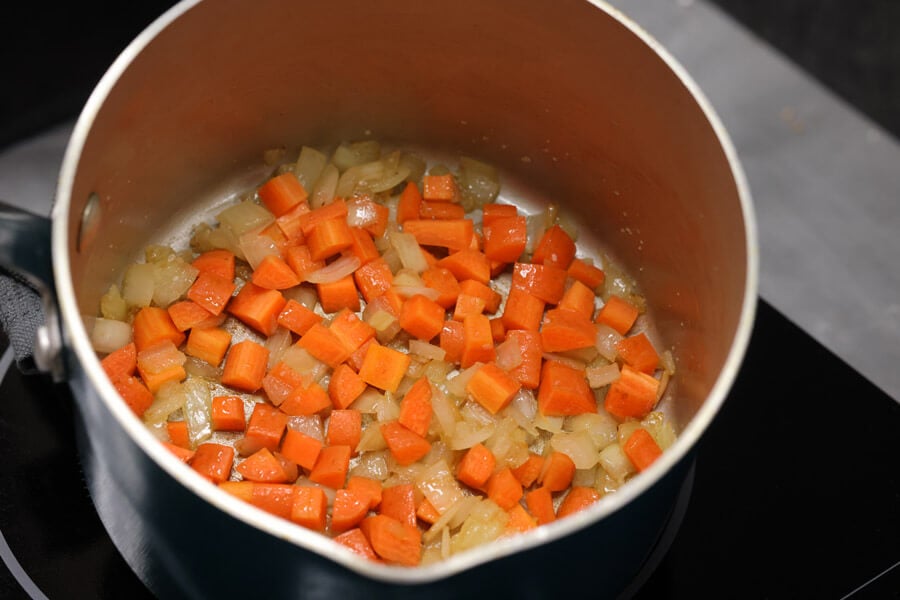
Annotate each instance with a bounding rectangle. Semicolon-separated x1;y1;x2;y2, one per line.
52;0;758;584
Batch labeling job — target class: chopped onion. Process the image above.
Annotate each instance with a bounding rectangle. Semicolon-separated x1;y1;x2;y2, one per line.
393;286;441;302
304;255;361;284
262;373;293;406
239;229;281;270
143;381;188;427
660;349;676;374
90;318;133;353
100;284;128;321
567;412;618;451
598;443;635;482
374;392;400;422
265;327;292;370
429;385;458;437
617;421;643;446
595;323;624;361
503;390;538;436
218;200;274;236
449;421;494;450
416;459;466;515
279;346;327;384
294;146;327;191
656;370;671;400
122;262;155;307
381;247;402;273
389;231;429;274
336;160;384;198
346;196;381;229
332;141;381;172
424;360;453;383
458;156;500;212
446;363;482;398
460;400;495;427
533;413;565;433
641;411;677;451
399;152;427;183
551;431;599;469
451;498;508;554
484;417;521;465
137;340;186;375
494;338;523;371
350;388;385;413
182;377;212;447
184;356;223;380
311;164;339;209
350;450;390;481
541;352;586;370
357;422;388;452
288;415;324;442
283;284;318;310
586;362;620;388
152;257;199;307
364;308;401;343
408;340;446;362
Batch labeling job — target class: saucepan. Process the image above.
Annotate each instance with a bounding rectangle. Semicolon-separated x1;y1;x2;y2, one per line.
0;0;757;597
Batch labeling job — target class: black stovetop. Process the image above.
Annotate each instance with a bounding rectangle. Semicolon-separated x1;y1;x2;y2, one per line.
1;299;897;599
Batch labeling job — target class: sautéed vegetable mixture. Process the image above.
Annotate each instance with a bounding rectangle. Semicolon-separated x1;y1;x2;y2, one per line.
91;140;677;566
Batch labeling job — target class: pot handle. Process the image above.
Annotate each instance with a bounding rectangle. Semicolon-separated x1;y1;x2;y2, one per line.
0;201;65;381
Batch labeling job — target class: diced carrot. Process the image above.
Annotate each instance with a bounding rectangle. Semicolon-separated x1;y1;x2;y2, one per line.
380;483;417;527
399;294;445;340
353;258;394;303
380;421;431;466
332;488;371;533
258;172;309;217
166;420;190;448
189;443;235;484
132;306;185;352
404;219;473;252
537;360;596;416
489;318;506;343
251;254;301;290
291;486;328;531
276;299;322;336
240;403;288;455
397;182;423;224
531;224;576;269
211;395;246;432
347;226;381;265
276;202;311;245
308;445;352;489
604;364;660;419
437;248;490;284
540;308;597;352
187;271;236;316
616;332;660;374
228;282;286;337
511;262;567;304
398;377;432;438
329;308;376;353
456;442;496;490
184;326;232;367
163;442;195;463
280;382;332;416
297;322;351;368
458;279;501;313
285;245;325;281
218;479;256;504
419;200;465;220
595;294;639;335
486;467;524;510
505;330;543;390
317;275;360;313
525;486;556;525
354;198;390;238
439;320;465;364
623;428;663;472
248;483;298;519
326;409;363;450
415;498;441;525
260;221;290;253
262;367;299;407
307;217;354;262
167;300;216;332
279;428;322;470
113;376;154;417
298;198;348;237
136;340;186;393
193;249;235;281
420;266;460;309
483;216;527;263
422;174;460;203
567;258;605;290
557;486;602;518
347;476;383;510
505;503;537;534
481;203;518;226
237;447;293;483
333;528;379;561
511;453;545;487
460;313;495;368
101;342;136;381
347;337;378;372
466;362;522;414
539;451;576;492
558;280;596;319
221;339;269;393
360;514;422;567
358;344;410;393
328;363;368;410
501;287;545;332
452;294;486;322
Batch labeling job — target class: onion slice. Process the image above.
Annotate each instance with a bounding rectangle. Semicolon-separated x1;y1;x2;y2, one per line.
303;255;361;284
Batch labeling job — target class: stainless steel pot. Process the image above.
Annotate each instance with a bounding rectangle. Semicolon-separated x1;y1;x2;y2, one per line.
1;0;757;597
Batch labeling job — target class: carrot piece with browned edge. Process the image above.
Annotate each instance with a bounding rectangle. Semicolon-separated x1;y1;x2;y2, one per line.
221;339;269;393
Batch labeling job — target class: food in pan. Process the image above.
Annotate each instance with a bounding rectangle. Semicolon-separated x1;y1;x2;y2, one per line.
90;140;677;566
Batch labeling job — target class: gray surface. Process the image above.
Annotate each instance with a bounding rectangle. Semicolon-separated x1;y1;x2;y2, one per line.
0;0;898;401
